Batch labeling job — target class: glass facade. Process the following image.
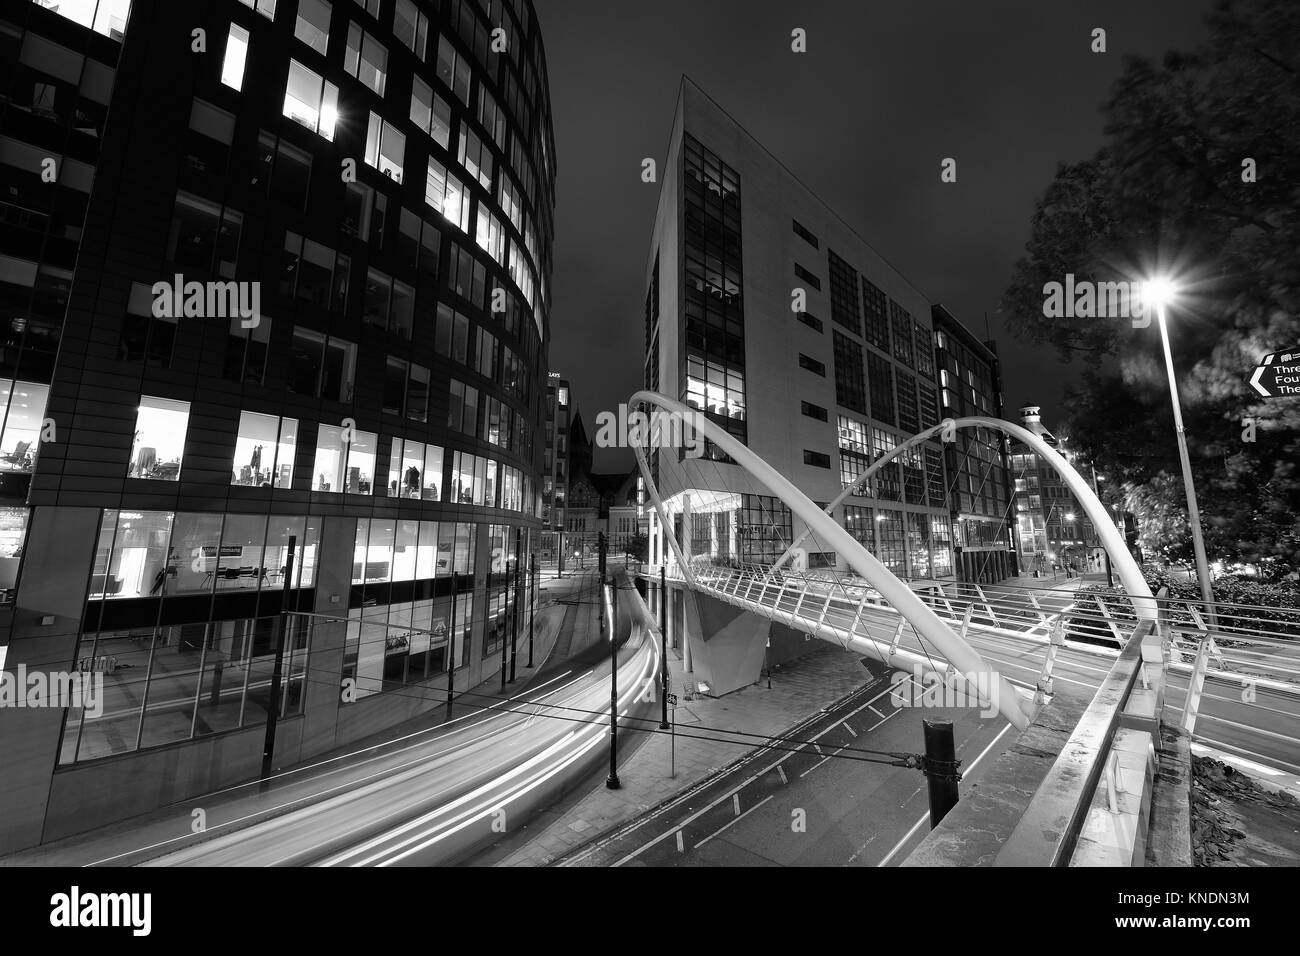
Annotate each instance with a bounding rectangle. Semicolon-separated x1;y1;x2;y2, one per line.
0;0;557;782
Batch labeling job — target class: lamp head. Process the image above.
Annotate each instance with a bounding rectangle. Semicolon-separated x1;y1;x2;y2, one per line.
1144;276;1177;310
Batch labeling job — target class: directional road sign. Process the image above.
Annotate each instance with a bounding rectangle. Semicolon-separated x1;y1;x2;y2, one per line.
1249;349;1300;398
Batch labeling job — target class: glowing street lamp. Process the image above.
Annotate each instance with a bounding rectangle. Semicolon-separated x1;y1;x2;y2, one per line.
1147;276;1217;628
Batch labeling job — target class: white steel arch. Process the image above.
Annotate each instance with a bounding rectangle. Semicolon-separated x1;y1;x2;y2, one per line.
628;391;1033;730
773;417;1156;621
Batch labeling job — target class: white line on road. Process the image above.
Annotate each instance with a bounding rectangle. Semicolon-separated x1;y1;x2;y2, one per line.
876;721;1015;868
868;705;886;719
843;722;858;737
777;766;788;785
733;793;741;816
676;830;684;853
693;795;775;850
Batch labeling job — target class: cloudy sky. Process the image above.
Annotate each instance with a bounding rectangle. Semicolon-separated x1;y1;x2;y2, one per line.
534;0;1215;470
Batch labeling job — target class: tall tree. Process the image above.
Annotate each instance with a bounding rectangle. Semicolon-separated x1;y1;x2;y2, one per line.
1001;0;1300;571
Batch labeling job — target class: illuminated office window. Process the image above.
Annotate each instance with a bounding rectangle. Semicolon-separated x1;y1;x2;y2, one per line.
221;24;250;91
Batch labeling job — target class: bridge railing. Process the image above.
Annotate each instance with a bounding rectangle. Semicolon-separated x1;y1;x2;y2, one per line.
993;613;1167;867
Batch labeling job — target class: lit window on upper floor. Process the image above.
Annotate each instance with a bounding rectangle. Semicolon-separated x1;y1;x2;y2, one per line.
394;0;429;59
436;35;472;106
313;423;375;494
351;0;379;16
129;397;189;481
222;24;250;91
31;0;131;39
345;22;387;96
410;77;452;149
294;0;332;55
364;111;405;183
237;0;276;19
459;125;493;190
284;59;338;140
385;438;441;500
425;157;469;232
232;411;296;489
476;206;504;265
0;379;51;475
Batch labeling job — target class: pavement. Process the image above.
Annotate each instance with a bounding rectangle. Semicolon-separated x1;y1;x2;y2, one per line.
473;639;880;866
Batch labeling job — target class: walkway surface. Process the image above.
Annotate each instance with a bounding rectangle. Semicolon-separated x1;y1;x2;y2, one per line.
472;640;876;866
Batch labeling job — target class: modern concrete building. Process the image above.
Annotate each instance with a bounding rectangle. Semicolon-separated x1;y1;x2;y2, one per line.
540;373;569;535
642;78;954;583
931;305;1017;583
0;0;555;851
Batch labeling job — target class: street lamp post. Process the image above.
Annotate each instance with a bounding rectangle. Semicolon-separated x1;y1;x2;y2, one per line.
1151;283;1218;629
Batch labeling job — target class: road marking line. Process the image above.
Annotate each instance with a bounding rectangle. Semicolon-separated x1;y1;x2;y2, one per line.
733;793;741;816
605;676;919;866
901;786;923;808
877;722;1014;867
693;795;775;850
777;766;788;785
676;830;684;852
868;705;886;719
843;722;858;737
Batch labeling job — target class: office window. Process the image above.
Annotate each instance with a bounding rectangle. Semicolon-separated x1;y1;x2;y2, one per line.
425;158;470;231
167;192;242;278
186;98;235;174
872;428;901;500
364;112;405;182
793;219;819;249
867;350;895;426
862;278;890;353
283;60;338;140
832;330;867;413
890;301;914;366
499;176;523;232
118;281;176;368
794;263;821;291
232;412;296;489
801;401;828;422
393;0;429;58
352;0;380;15
281;232;349;311
450;451;484;505
837;415;870;455
255;131;312;208
288;327;356;402
448;378;479;437
221;24;250;91
897;370;919;434
827;250;861;335
345;23;388;96
459;125;493;190
796;311;823;333
294;0;332;54
798;353;825;376
224;315;272;384
410;77;452;149
313;423;376;494
915;324;935;378
436;35;472;105
386;439;442;500
475;206;505;264
876;509;905;573
238;0;276;18
0;380;50;474
479;87;507;150
129;397;189;481
803;450;830;469
383;357;429;422
843;505;875;550
918;382;940;430
926;447;946;506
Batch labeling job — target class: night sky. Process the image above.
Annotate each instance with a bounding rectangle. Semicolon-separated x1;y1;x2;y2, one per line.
534;0;1215;471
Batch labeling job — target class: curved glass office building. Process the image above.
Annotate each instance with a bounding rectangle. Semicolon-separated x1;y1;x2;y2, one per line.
0;0;555;851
